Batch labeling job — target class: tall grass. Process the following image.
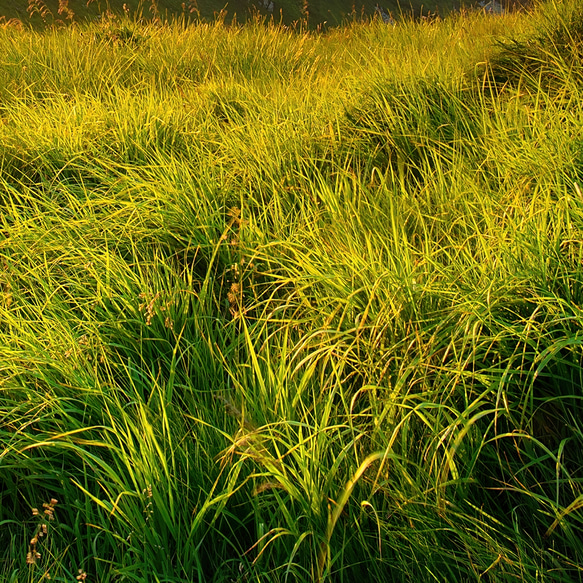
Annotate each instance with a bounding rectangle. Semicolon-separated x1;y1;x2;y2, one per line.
0;2;582;581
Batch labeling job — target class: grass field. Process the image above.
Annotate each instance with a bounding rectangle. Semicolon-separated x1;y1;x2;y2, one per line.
0;0;463;27
0;0;582;581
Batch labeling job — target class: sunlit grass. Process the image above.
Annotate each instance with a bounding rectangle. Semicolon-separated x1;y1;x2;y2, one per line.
0;1;582;581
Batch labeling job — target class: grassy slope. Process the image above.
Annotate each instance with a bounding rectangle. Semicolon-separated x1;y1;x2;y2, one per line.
0;1;582;582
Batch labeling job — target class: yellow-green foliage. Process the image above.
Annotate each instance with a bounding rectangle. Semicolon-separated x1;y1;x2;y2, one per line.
0;2;582;582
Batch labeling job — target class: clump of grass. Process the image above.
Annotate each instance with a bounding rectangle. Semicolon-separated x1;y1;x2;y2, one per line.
0;1;582;582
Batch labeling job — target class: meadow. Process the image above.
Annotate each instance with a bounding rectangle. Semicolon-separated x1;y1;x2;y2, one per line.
0;0;457;28
0;1;582;581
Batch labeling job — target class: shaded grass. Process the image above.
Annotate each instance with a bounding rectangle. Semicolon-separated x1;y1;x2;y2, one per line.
0;0;463;29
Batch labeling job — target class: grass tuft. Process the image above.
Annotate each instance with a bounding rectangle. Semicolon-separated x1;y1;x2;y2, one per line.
1;1;583;581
